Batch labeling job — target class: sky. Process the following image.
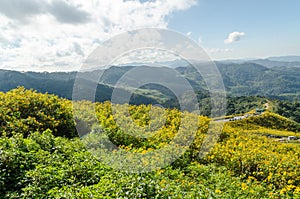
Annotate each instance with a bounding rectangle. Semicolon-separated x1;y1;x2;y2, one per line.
0;0;299;71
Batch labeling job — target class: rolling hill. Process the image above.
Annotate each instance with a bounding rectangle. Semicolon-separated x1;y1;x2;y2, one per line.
0;60;300;121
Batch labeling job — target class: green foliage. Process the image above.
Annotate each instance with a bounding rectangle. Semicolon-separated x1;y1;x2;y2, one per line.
1;88;300;198
226;96;268;115
206;125;300;198
0;131;109;198
230;112;300;132
216;63;300;98
0;131;273;199
0;87;76;138
275;99;300;123
1;63;300;103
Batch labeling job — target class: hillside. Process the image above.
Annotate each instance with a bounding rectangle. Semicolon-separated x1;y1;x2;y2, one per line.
0;69;164;105
0;89;299;198
216;63;300;98
230;112;300;132
1;65;300;124
1;61;300;101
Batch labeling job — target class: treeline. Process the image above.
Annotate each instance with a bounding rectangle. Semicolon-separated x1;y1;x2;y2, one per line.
275;100;300;123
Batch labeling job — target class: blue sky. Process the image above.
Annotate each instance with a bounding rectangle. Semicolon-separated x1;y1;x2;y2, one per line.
0;0;299;71
168;0;300;60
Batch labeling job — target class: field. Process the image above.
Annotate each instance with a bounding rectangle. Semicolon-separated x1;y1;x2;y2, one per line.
0;88;300;198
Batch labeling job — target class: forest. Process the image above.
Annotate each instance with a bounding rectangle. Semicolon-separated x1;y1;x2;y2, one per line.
0;62;300;102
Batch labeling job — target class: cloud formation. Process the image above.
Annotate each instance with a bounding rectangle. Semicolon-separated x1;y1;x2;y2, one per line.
48;0;91;24
0;0;197;71
224;31;245;44
0;0;43;22
0;0;90;24
205;48;233;55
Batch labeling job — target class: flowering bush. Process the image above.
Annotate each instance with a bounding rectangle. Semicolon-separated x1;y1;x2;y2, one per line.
0;87;76;138
1;88;299;198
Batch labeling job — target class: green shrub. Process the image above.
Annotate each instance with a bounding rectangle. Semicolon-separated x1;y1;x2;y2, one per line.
0;87;76;138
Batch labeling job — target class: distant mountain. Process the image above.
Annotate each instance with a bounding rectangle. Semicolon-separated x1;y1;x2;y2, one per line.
247;59;300;68
216;58;255;64
267;56;300;62
1;63;300;119
115;59;190;68
174;62;300;99
0;69;164;106
0;61;300;106
214;63;300;98
217;56;300;68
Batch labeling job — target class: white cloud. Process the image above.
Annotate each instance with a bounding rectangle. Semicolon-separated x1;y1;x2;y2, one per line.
0;0;43;22
186;32;192;36
113;49;179;65
204;48;234;60
206;48;233;53
0;0;197;72
47;0;91;24
197;37;202;44
0;0;91;24
224;31;245;44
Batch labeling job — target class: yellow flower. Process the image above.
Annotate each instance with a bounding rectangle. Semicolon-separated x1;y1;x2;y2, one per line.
267;173;273;181
215;189;222;194
268;192;273;196
141;150;147;154
241;183;248;191
280;188;286;195
283;171;287;176
286;185;295;191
